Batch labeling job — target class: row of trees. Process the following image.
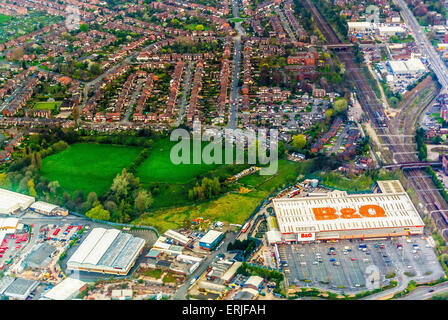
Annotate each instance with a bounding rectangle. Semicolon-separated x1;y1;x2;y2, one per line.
227;239;258;259
416;127;427;161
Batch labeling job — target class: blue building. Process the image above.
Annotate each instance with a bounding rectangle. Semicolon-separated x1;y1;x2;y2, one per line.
199;230;224;250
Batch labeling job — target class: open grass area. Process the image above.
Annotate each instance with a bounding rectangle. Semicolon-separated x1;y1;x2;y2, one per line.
315;172;374;192
239;159;314;193
132;190;268;233
0;14;11;24
141;268;163;279
137;138;224;184
33;101;62;110
41;143;143;195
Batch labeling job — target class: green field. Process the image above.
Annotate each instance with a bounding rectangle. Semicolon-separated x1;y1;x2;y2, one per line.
137;138;225;184
33;101;62;110
41;143;143;195
0;14;11;24
133;190;268;233
239;159;314;193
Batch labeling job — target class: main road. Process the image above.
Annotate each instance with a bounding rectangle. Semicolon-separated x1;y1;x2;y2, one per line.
228;0;245;129
394;0;448;90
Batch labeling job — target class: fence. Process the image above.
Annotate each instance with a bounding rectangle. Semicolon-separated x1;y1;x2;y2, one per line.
69;211;159;237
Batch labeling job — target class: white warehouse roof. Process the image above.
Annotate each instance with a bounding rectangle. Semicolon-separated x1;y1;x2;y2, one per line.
273;189;423;234
377;26;405;34
43;277;86;300
347;21;374;31
0;217;19;229
29;201;59;213
200;230;223;245
67;227;145;275
245;276;264;288
164;229;190;245
0;188;34;214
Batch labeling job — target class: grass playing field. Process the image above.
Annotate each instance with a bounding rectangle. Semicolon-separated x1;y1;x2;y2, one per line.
136;138;225;184
33;101;62;110
0;14;11;24
41;143;143;195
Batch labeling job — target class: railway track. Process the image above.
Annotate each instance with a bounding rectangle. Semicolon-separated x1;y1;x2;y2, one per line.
301;0;448;238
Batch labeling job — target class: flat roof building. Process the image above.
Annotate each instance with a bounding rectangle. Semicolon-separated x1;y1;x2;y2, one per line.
2;278;38;300
29;201;68;216
376;26;406;36
0;188;34;215
199;230;224;250
67;228;146;275
272;181;424;242
164;229;190;246
388;59;426;75
244;276;264;290
347;21;374;32
42;277;87;300
221;261;242;284
0;217;19;230
24;243;58;269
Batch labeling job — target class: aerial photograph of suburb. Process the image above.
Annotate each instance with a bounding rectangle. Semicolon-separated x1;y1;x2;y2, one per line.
2;0;448;306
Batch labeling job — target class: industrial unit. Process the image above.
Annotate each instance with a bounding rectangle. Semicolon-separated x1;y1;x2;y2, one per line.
272;181;424;243
29;201;68;216
0;188;34;215
42;277;87;300
67;228;146;275
199;230;224;250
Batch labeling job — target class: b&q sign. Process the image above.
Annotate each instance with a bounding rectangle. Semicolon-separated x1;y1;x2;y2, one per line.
312;205;386;221
298;232;315;241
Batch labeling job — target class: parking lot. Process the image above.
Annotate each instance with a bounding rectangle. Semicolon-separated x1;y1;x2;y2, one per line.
278;236;443;293
42;224;83;244
0;228;29;269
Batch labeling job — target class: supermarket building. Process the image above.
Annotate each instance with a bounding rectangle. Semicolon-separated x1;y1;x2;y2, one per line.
271;180;424;243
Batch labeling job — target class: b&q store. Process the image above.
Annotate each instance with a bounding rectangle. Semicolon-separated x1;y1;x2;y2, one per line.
271;180;424;243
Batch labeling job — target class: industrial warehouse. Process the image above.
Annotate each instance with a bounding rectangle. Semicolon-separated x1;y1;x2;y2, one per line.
67;228;146;275
0;188;34;215
271;180;425;243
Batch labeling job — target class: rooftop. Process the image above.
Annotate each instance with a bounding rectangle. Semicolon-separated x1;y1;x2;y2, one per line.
43;277;86;300
273;184;423;234
200;230;223;245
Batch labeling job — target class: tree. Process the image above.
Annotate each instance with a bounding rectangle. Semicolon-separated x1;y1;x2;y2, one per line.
48;181;60;194
72;106;80;125
87;192;98;205
36;152;42;171
28;178;37;198
79;23;89;32
291;134;307;150
195;24;205;31
89;63;101;76
134;189;153;213
85;202;110;221
111;169;130;198
324;109;334;122
334;98;348;114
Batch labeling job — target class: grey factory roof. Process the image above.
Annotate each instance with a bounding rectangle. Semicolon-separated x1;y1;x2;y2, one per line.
0;276;14;295
25;243;58;269
112;237;146;270
3;278;38;299
67;227;146;273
